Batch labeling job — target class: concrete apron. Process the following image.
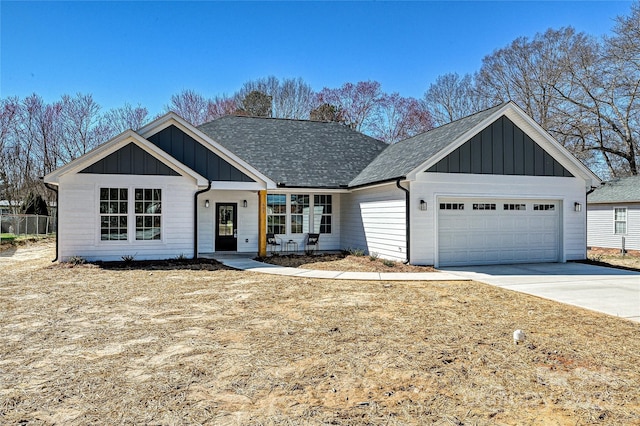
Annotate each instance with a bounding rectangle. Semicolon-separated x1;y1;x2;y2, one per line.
441;262;640;322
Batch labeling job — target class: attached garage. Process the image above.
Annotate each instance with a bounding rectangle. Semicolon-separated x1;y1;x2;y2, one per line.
349;102;600;267
437;198;560;266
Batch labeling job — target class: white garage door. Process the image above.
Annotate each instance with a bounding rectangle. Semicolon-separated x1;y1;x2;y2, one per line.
438;198;560;266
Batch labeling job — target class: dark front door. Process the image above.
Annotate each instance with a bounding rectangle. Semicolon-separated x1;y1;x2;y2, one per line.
215;203;237;251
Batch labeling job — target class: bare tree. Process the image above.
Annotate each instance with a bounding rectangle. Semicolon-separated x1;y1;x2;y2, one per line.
102;103;149;137
316;81;383;133
371;94;433;143
164;89;212;126
206;95;238;120
59;93;109;163
424;73;486;126
550;10;640;177
235;76;314;119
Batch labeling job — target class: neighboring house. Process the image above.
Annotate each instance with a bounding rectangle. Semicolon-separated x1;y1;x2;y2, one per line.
43;101;599;267
587;176;640;252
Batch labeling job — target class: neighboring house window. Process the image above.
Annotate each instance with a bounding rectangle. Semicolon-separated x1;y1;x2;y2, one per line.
135;189;162;240
614;208;627;234
100;188;128;241
314;195;332;234
290;194;310;234
267;194;286;234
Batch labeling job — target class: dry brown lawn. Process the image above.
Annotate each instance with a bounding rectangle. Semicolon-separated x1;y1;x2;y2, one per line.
1;241;640;425
588;247;640;271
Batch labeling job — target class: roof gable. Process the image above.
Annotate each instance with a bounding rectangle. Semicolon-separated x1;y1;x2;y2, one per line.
350;102;599;187
43;130;208;186
425;115;573;177
198;116;388;188
79;142;181;176
147;125;255;183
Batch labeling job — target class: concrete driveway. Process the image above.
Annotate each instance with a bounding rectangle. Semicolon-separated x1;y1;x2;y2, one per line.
442;262;640;322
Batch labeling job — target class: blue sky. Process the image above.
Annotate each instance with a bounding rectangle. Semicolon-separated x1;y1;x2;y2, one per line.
1;1;633;116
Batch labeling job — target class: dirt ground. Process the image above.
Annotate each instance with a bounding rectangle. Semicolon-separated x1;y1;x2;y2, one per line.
259;252;437;273
588;247;640;271
1;241;640;425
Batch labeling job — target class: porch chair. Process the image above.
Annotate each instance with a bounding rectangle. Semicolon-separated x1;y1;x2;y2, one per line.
266;233;282;254
305;233;320;254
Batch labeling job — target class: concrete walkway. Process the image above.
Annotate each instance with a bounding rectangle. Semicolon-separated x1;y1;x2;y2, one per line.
441;262;640;322
211;255;467;281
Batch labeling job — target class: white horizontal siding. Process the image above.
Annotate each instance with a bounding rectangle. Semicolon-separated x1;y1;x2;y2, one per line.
411;173;588;266
198;190;342;253
588;203;640;251
197;189;260;253
58;173;198;261
341;184;406;261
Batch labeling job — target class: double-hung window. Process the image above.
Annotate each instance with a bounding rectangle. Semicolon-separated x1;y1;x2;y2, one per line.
290;194;309;234
135;189;162;240
314;195;332;234
99;187;162;241
100;188;128;240
267;194;286;234
614;208;627;235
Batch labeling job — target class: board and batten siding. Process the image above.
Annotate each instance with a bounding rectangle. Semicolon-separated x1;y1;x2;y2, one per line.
587;203;640;251
410;173;588;266
58;173;198;261
341;183;407;261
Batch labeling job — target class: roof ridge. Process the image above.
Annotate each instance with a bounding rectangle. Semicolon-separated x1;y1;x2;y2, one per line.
200;114;348;126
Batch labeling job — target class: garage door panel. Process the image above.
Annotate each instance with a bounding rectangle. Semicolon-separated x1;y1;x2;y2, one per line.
438;199;560;266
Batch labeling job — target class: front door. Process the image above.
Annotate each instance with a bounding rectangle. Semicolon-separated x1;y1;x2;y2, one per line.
215;203;237;251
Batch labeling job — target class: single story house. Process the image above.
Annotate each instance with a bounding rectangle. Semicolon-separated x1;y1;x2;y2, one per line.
44;101;600;267
587;176;640;252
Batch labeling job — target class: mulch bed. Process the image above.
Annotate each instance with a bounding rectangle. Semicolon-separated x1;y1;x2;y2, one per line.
258;252;437;272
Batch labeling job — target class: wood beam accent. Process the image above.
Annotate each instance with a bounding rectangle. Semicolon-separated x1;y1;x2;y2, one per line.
258;190;267;257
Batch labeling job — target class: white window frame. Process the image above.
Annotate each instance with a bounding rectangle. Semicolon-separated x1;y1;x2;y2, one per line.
98;186;164;243
614;207;627;235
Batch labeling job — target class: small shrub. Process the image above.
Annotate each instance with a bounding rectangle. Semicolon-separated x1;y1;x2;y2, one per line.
369;252;379;261
589;253;603;263
121;254;136;264
175;253;188;261
347;247;365;257
382;259;395;268
67;256;85;266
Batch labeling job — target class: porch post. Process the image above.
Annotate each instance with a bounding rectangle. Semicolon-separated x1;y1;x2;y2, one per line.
258;190;267;257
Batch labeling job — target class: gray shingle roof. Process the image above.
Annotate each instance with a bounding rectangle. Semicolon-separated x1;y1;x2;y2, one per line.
349;104;505;187
588;176;640;203
198;116;388;188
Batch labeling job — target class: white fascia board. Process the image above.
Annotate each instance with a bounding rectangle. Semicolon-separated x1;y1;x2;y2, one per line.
43;130;209;187
138;112;276;189
405;102;601;188
268;187;351;194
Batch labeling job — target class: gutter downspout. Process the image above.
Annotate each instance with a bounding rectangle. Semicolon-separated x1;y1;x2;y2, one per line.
43;181;59;262
396;178;410;264
193;181;212;260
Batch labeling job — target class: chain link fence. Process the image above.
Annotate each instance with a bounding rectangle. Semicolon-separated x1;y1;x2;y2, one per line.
0;215;56;236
